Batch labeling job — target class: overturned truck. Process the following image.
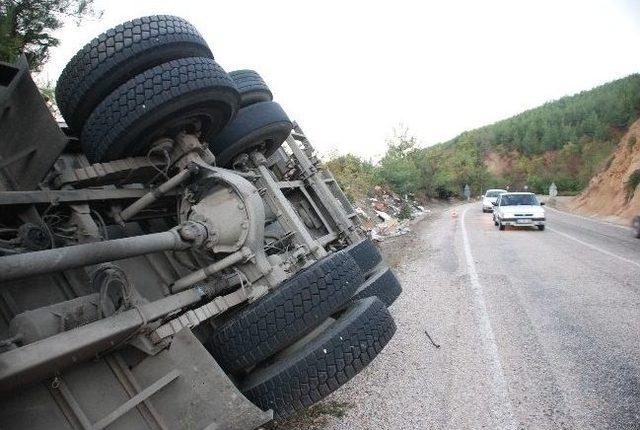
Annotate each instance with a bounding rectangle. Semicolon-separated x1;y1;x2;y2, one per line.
0;16;402;429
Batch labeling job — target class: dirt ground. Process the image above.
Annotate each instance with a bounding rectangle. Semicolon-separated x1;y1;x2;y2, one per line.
570;118;640;223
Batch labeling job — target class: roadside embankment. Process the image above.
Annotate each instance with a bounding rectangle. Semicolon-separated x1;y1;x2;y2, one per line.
569;118;640;223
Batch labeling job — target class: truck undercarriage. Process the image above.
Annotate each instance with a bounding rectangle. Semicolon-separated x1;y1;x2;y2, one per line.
0;16;401;429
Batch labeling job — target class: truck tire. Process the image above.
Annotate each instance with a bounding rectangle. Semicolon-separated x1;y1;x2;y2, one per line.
208;101;292;166
207;251;363;373
56;15;212;131
241;297;396;419
352;266;402;306
344;239;382;275
81;57;239;163
229;70;273;107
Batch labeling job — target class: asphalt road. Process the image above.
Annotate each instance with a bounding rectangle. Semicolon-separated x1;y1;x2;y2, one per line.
281;204;640;430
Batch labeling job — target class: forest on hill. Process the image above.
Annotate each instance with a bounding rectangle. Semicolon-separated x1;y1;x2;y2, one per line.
326;74;640;201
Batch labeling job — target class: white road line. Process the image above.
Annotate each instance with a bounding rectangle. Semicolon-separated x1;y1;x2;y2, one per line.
548;227;640;270
546;206;632;231
460;207;518;430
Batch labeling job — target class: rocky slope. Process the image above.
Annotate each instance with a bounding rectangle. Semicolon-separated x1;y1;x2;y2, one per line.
570;118;640;222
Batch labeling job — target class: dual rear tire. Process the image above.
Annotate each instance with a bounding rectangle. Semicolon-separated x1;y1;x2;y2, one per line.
56;16;290;165
207;241;401;418
56;15;214;132
206;251;364;373
208;70;292;166
242;297;396;419
80;57;239;163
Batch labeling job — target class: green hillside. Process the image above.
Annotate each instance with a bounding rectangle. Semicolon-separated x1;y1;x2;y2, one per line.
327;74;640;200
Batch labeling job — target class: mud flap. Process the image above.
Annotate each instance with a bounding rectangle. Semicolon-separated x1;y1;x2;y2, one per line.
0;55;68;191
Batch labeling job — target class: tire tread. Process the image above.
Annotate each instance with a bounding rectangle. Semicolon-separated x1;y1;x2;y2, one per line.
81;57;237;163
345;239;382;274
56;15;212;130
229;70;272;107
242;297;396;419
353;267;402;306
207;251;363;372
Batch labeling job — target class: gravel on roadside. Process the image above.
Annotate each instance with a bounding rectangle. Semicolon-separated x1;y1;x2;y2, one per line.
266;205;476;430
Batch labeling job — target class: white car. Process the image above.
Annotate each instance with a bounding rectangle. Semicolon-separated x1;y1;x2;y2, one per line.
493;192;546;231
482;189;508;212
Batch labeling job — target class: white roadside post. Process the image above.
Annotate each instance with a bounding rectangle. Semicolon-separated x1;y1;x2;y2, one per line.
549;182;558;206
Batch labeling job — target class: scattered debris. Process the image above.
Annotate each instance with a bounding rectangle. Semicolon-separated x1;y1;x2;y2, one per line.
424;329;441;349
353;186;429;241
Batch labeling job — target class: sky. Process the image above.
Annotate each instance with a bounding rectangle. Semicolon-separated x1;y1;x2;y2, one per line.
41;0;640;161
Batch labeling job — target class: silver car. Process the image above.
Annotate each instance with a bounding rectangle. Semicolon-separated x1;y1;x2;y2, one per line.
482;189;508;212
493;192;546;230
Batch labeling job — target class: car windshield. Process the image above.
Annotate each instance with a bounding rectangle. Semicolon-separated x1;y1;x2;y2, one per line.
500;194;539;206
485;190;505;198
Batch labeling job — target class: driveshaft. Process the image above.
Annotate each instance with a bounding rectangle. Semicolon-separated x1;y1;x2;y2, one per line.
0;229;190;283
